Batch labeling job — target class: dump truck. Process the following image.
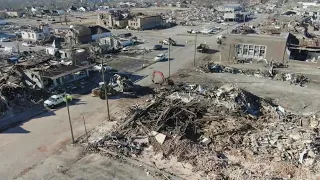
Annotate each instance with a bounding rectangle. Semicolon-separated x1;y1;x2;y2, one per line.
197;44;209;53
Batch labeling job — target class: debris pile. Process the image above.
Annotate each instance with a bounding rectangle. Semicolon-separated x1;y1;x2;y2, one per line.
200;63;309;86
87;84;320;178
0;65;48;115
177;8;219;23
231;25;256;35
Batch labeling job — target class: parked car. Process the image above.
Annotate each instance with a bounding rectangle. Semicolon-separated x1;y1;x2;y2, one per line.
0;37;10;42
93;64;113;72
22;42;34;47
122;47;129;51
152;44;162;50
44;93;71;108
154;54;166;62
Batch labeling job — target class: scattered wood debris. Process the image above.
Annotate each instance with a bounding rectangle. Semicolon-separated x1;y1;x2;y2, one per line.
199;63;309;86
86;84;320;179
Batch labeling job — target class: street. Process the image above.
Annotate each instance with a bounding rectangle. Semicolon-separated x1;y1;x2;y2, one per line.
0;15;265;179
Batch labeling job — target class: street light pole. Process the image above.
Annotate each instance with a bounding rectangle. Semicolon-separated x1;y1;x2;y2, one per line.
101;59;111;121
168;42;171;78
66;97;75;144
193;33;197;67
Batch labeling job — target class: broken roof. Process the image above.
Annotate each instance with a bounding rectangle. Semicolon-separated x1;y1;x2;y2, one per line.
69;25;91;36
89;25;110;35
42;63;95;79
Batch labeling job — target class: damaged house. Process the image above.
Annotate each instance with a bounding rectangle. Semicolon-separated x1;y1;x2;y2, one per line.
20;49;94;89
21;23;51;42
220;33;298;63
65;25;111;46
97;10;130;29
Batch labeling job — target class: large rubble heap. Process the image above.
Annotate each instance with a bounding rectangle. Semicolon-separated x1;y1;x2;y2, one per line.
199;63;309;86
87;84;320;179
0;65;48;115
177;8;219;22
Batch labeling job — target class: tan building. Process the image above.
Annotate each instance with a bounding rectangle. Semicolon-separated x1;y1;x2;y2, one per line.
220;33;290;63
128;15;162;30
65;25;92;46
97;13;128;29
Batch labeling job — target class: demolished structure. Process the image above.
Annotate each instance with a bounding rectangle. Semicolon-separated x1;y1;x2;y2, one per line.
86;84;320;179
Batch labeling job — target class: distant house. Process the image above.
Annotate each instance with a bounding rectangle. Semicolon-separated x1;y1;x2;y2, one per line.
6;10;24;17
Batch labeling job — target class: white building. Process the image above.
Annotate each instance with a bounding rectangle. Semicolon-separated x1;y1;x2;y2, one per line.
21;24;50;42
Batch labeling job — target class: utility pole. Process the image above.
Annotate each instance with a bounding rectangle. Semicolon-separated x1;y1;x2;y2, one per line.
193;33;197;67
66;96;75;144
101;59;111;121
168;41;171;78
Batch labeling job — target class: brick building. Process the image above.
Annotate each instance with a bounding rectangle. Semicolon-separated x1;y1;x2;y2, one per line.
128;15;162;30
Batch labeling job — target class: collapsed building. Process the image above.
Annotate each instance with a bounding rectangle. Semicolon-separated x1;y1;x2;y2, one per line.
97;9;130;29
97;9;163;30
86;84;320;179
21;23;51;42
65;25;111;46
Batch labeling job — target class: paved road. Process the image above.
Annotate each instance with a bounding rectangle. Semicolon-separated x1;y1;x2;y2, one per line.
0;15;265;180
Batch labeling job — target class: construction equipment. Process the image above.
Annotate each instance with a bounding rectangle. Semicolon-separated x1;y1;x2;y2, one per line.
91;84;117;99
197;44;209;53
109;74;134;92
92;74;135;99
216;35;225;45
151;71;174;86
159;38;177;46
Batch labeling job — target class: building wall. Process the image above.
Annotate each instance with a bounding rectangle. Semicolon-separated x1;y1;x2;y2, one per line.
97;13;113;28
114;19;128;28
129;15;162;30
65;31;91;45
97;13;128;29
307;52;320;61
224;13;237;20
0;11;8;18
220;34;289;63
21;31;45;42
